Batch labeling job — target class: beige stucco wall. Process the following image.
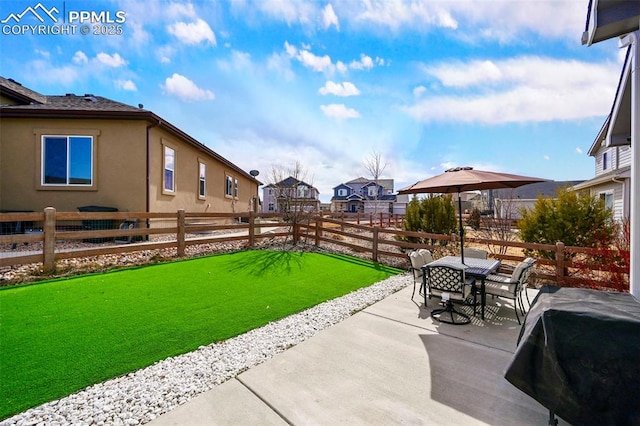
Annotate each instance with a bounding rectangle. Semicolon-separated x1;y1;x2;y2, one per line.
0;116;259;215
147;126;258;214
0;117;147;212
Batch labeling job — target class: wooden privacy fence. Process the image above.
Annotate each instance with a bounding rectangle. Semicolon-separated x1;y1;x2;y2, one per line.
0;209;628;290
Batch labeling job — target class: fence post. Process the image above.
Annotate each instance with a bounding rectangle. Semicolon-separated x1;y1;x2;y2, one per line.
177;209;186;257
43;207;56;273
369;213;373;226
315;217;322;247
248;211;255;248
555;241;565;284
372;226;379;263
293;223;299;244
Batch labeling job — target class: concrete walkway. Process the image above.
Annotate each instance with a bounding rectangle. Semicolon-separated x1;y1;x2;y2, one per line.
150;286;567;425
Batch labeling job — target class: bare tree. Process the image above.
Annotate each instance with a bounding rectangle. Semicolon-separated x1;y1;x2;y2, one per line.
363;151;388;216
267;161;317;246
479;190;520;256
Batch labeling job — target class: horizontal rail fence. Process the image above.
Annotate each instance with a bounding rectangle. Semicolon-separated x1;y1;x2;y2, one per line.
1;209;628;290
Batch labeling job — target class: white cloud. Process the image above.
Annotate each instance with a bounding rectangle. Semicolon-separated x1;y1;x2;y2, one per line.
163;73;215;101
320;103;360;120
28;60;78;85
267;52;295;80
239;0;316;25
405;56;620;124
167;2;197;18
576;147;583;154
72;51;88;65
348;54;384;71
413;85;426;97
319;81;360;96
35;49;50;58
349;53;374;70
115;79;138;91
298;50;333;72
353;0;457;31
340;0;583;42
323;4;339;30
168;19;216;45
218;50;252;71
96;52;127;67
544;155;550;161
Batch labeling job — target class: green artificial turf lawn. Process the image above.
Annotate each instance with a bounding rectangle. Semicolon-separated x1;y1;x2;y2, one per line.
0;250;402;419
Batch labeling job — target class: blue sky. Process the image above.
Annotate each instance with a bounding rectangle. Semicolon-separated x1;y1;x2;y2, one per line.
0;0;624;202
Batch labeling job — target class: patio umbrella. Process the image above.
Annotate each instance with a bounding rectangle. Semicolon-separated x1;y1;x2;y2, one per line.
398;167;548;263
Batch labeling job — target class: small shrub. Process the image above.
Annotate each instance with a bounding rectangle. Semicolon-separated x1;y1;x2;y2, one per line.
466;208;481;231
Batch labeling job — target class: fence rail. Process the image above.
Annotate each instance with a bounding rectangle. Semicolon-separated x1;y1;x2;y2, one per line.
0;208;628;290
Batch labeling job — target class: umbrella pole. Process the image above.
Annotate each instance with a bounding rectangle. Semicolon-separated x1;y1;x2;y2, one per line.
458;193;464;264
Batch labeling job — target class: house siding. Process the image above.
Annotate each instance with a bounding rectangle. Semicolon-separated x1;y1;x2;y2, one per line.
0;117;259;214
0;117;147;212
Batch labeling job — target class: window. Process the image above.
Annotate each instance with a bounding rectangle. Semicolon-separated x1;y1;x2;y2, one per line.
234;178;239;198
338;188;347;196
164;146;175;192
600;192;613;210
198;162;206;198
603;152;609;170
268;203;274;211
225;175;233;197
297;185;308;198
42;136;92;185
368;186;377;197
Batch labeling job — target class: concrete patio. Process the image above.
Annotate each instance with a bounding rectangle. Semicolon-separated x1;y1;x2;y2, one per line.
150;284;569;425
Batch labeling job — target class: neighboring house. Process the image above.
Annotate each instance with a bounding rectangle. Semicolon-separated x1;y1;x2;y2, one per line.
571;46;633;223
0;77;260;216
330;177;397;213
490;181;584;220
262;176;320;214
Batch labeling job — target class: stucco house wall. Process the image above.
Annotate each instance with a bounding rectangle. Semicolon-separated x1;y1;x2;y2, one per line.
0;77;259;215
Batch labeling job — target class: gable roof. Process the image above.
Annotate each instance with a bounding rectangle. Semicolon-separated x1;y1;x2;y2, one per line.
572;165;631;191
264;176;317;191
0;77;260;184
0;76;47;104
606;45;632;147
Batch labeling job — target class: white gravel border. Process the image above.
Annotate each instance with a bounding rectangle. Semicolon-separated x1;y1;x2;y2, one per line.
1;273;410;426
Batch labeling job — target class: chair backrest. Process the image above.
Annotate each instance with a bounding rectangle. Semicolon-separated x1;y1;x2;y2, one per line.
463;247;488;259
418;249;434;264
408;250;426;283
510;259;537;293
426;265;467;295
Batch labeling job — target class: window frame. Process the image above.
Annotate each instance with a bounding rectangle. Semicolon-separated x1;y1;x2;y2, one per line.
198;161;206;199
163;145;176;194
602;151;609;171
41;135;94;186
599;191;614;211
225;174;234;198
35;129;100;192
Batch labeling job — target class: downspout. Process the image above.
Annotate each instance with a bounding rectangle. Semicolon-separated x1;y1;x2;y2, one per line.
146;119;161;215
619;30;639;299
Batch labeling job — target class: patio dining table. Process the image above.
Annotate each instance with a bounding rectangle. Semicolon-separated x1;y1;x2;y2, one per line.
422;255;500;320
